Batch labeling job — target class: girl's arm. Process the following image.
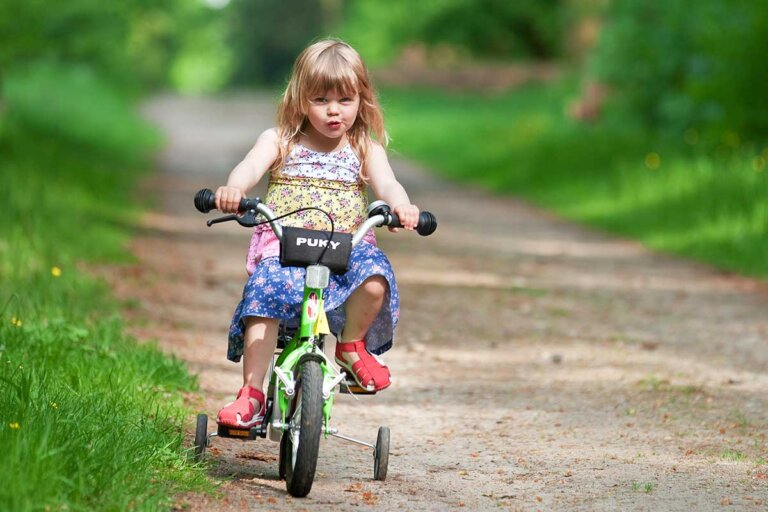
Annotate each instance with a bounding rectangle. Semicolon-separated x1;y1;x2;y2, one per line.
366;142;419;231
215;128;280;213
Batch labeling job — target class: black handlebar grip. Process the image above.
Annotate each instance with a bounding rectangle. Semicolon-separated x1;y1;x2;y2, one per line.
388;211;438;236
195;188;261;213
194;188;216;213
416;211;438;236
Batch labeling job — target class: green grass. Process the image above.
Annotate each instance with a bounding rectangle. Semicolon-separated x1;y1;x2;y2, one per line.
0;63;211;510
382;84;768;276
720;448;747;462
630;481;656;493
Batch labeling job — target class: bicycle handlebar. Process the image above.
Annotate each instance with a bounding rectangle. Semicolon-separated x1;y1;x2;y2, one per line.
193;188;437;243
194;188;259;214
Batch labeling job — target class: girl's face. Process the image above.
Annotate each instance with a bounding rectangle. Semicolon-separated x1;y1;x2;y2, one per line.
305;89;360;141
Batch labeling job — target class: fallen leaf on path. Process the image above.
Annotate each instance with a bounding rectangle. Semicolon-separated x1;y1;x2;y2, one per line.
237;453;277;462
362;491;377;505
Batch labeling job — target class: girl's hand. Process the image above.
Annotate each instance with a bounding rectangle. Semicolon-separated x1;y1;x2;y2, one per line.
215;186;245;213
390;203;420;232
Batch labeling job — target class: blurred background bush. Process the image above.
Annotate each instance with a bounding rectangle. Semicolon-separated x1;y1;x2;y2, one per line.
3;0;766;144
1;0;766;276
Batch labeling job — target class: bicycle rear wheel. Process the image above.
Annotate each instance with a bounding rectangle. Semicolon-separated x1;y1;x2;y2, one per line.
281;359;324;497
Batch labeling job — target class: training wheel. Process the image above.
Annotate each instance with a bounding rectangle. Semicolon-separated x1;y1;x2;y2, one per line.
373;426;389;481
194;413;208;461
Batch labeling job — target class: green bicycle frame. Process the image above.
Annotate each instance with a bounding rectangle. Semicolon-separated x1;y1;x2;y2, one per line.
269;265;341;436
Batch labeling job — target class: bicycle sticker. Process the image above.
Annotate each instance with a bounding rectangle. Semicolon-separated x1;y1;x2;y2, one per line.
307;292;319;321
314;307;331;335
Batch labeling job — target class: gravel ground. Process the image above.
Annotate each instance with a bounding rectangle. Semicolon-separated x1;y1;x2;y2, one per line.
108;94;768;511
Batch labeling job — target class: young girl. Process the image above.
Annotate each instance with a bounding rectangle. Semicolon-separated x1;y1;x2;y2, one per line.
214;39;420;428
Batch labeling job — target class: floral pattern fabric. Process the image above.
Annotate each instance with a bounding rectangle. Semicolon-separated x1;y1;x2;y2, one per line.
245;143;375;274
228;142;399;362
228;245;399;362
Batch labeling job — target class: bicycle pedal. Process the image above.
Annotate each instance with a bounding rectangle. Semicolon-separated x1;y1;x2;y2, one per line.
217;424;262;440
339;379;377;395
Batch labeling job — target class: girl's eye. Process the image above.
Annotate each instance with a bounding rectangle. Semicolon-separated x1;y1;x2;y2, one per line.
312;97;326;104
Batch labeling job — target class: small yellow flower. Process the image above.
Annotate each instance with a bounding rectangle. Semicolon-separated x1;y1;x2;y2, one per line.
51;266;62;277
645;152;661;170
753;156;765;173
51;402;58;410
9;422;20;430
11;317;22;327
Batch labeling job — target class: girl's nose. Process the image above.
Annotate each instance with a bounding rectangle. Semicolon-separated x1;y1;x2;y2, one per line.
327;102;339;115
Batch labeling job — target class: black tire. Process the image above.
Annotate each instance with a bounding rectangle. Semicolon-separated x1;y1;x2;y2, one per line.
283;360;324;497
374;426;390;481
278;427;289;480
194;414;208;461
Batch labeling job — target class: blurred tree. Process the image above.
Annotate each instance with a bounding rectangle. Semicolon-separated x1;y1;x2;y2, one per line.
593;0;768;139
418;0;563;60
338;0;565;66
226;0;326;86
0;0;230;95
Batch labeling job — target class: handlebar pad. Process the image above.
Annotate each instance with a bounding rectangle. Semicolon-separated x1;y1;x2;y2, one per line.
194;188;260;213
388;211;438;236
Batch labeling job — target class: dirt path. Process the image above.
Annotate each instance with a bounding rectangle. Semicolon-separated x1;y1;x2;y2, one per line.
123;94;768;511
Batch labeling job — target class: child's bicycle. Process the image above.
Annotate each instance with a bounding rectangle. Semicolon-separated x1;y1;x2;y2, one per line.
191;188;437;497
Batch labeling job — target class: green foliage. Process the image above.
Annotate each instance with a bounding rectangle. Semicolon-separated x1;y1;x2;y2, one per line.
3;63;159;161
593;0;768;139
338;0;454;65
0;0;135;85
226;0;326;86
0;66;211;510
383;85;768;276
171;16;234;94
224;0;567;75
0;0;232;93
338;0;565;66
419;0;563;59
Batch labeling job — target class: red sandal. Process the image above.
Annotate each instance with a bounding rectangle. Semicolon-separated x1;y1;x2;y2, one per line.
335;340;391;392
216;386;265;428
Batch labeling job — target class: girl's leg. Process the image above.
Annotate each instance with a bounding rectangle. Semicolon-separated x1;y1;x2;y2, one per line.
218;316;278;426
338;275;387;364
242;316;280;391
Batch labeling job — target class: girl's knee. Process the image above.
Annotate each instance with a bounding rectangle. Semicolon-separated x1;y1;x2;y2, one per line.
361;276;388;299
244;316;279;330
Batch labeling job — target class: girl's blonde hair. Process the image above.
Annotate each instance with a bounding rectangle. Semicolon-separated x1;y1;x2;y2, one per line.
275;38;388;179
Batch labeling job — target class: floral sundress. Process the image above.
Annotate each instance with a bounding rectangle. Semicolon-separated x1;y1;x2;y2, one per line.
226;143;399;362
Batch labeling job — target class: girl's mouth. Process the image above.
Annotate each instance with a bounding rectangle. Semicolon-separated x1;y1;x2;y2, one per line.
327;121;342;129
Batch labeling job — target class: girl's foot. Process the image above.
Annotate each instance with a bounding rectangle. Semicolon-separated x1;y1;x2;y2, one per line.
335;340;391;392
217;386;265;428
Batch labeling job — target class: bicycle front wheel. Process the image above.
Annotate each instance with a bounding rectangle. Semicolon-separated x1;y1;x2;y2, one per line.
281;359;324;497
